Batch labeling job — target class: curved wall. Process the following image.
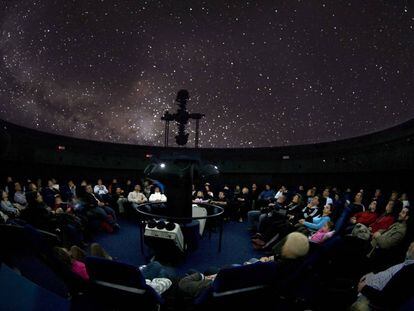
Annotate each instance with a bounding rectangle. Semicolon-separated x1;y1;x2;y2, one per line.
1;119;413;189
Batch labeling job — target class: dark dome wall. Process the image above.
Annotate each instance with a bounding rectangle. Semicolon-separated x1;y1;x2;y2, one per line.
0;119;413;189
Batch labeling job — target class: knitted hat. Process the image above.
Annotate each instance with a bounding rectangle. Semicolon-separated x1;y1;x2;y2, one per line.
282;232;310;259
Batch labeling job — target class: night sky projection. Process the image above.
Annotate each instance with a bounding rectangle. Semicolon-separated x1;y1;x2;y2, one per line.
0;1;413;148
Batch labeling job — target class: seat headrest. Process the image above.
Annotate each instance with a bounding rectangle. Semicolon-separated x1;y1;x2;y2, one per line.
213;262;278;293
85;256;146;288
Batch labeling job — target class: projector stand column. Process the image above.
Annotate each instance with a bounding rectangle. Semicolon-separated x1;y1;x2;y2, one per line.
139;221;145;254
195;118;200;148
218;217;223;252
164;120;170;147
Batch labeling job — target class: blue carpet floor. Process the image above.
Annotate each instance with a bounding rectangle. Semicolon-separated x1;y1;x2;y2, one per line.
94;218;263;276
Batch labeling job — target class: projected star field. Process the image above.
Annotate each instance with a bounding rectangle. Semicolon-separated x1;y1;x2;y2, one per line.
0;1;413;147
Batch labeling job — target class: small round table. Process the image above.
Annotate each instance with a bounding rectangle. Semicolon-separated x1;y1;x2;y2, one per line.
134;202;225;253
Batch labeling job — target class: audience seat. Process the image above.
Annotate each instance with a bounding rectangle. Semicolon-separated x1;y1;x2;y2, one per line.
0;263;70;311
194;261;278;308
399;296;414;311
0;224;70;298
84;256;163;311
366;263;414;311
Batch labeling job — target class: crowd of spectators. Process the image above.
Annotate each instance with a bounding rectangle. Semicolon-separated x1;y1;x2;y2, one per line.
1;176;413;309
188;182;413;309
0;176;172;238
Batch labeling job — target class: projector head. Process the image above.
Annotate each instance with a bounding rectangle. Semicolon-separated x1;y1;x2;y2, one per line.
176;89;189;103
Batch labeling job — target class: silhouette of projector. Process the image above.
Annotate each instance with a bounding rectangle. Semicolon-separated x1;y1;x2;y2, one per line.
161;90;205;147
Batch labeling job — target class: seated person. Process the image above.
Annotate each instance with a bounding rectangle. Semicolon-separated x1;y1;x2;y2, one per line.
285;193;304;222
94;179;108;196
309;221;335;244
399;193;410;208
50;178;60;191
351;241;414;311
83;184;120;233
319;188;333;207
350;200;378;227
297;203;332;234
222;184;234;201
335;192;367;234
267;193;287;210
53;195;73;214
274;185;288;201
255;231;310;263
42;180;61;208
298;195;321;223
331;192;345;222
256;184;276;208
54;243;112;281
247;194;287;233
210;191;229;219
0;210;9;224
21;191;85;245
94;179;110;202
27;182;38;192
193;191;210;204
1;190;20;217
127;184;148;208
203;183;214;200
21;191;55;230
256;194;289;235
349;192;365;213
142;180;153;198
148;187;167;203
67;180;77;199
109;178;120;194
368;207;410;257
4;176;15;199
112;187;128;214
250;183;260;208
54;244;173;295
368;200;395;234
305;188;316;204
250;203;329;249
352;201;395;240
13;182;28;208
232;187;251;222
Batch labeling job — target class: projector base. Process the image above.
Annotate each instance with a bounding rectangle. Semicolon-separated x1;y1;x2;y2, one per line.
144;222;186;264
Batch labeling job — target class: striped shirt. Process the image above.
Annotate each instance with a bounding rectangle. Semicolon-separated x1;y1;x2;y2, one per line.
365;259;414;290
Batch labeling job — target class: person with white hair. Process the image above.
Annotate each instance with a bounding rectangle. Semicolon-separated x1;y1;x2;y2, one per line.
257;231;310;263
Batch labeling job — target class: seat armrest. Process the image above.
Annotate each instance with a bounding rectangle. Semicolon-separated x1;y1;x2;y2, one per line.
93;280;146;294
212;284;267;297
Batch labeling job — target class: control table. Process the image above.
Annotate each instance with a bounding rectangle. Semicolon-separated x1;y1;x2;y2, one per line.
134;202;224;253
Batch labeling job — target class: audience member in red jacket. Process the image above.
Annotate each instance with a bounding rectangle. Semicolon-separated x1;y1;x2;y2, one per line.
369;200;395;234
350;200;379;226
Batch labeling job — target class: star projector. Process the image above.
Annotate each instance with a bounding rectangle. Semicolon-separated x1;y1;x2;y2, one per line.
161;90;205;148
